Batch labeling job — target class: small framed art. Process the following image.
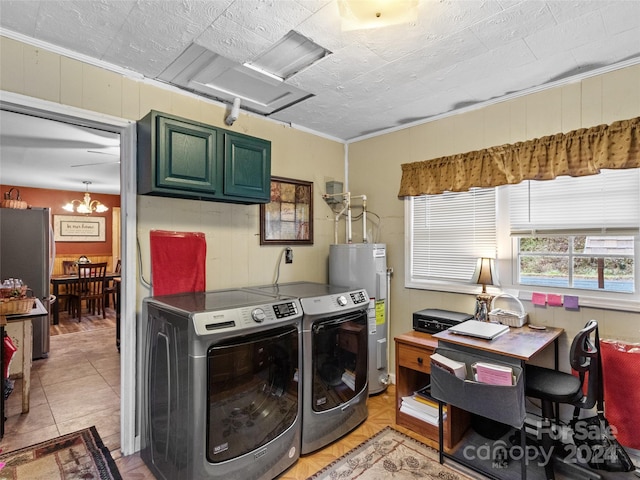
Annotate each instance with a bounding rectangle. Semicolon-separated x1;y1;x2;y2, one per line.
260;176;313;245
53;215;106;242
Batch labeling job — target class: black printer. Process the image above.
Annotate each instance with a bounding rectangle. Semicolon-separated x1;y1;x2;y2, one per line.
413;308;474;334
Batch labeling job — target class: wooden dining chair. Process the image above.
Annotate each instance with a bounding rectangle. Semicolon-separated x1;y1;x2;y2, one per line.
58;261;78;312
69;262;108;321
104;259;121;309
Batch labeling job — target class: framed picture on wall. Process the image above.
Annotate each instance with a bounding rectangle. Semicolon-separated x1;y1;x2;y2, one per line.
260;177;313;245
54;215;106;242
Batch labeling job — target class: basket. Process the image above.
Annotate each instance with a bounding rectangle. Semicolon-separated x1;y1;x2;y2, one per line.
489;293;528;327
1;187;28;209
0;297;34;315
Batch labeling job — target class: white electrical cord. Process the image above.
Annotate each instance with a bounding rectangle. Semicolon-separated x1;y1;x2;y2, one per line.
272;247;288;285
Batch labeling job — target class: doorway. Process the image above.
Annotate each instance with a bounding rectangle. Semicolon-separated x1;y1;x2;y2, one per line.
0;91;137;455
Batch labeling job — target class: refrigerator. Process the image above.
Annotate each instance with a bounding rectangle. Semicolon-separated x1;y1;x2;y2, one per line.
0;207;52;359
329;243;389;394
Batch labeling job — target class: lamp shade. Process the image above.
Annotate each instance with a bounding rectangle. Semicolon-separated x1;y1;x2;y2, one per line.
472;257;498;287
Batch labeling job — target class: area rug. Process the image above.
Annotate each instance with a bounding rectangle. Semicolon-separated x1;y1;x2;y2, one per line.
308;426;472;480
0;426;122;480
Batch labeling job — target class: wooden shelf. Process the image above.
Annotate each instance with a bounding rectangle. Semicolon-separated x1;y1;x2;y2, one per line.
394;331;469;450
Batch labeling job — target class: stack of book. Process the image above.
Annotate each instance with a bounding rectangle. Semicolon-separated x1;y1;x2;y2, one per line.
430;353;467;379
472;362;515;385
399;385;446;426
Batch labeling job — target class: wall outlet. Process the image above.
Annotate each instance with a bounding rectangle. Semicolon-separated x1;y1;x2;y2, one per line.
285;247;293;264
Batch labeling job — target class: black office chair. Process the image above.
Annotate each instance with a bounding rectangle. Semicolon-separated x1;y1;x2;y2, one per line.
525;319;600;480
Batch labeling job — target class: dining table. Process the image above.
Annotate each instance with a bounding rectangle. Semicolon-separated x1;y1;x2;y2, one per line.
50;271;120;325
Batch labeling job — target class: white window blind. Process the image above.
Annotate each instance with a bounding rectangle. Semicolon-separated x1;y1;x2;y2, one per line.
510;169;640;236
409;188;496;282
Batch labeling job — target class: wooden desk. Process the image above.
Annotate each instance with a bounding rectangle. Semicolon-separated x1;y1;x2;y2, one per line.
50;272;119;325
432;324;563;480
394;331;470;450
434;324;563;363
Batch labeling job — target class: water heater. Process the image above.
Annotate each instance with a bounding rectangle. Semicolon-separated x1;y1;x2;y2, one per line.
329;243;389;394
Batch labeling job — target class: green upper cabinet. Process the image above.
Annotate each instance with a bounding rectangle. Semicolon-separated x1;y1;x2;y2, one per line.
223;131;271;202
137;111;271;204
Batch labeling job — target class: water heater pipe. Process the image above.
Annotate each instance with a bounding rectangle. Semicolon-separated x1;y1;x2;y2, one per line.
383;266;393;386
346;192;352;243
323;191;368;244
361;195;367;243
334;197;349;245
346;194;367;243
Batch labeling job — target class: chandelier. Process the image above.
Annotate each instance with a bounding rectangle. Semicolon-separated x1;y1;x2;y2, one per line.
62;181;109;214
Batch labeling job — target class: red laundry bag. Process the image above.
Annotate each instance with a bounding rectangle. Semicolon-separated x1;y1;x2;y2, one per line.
600;339;640;450
150;230;206;296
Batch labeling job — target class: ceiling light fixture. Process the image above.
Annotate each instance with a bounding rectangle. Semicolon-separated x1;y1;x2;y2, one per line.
62;181;109;214
339;0;420;30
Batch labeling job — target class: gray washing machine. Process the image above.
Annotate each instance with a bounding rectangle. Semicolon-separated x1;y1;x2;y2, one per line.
244;282;369;454
141;289;303;480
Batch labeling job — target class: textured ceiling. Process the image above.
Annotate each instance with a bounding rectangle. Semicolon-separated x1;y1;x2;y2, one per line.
1;0;640;193
3;0;640;140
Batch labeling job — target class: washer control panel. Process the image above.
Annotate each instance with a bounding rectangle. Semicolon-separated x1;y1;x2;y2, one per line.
251;308;266;322
192;300;301;335
274;302;299;318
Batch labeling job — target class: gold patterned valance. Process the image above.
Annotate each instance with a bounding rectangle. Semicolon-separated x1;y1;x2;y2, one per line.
398;117;640;197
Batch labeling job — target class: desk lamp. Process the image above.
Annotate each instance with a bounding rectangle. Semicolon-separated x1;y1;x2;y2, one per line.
472;257;497;321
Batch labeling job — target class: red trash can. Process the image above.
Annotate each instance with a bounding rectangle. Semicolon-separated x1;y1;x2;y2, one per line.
601;339;640;450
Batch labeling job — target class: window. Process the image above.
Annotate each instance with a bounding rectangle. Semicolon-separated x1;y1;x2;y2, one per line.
406;169;640;307
509;169;639;295
405;188;496;292
517;235;634;293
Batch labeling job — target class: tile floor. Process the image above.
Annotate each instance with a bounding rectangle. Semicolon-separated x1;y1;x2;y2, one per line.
0;322;154;478
2;326;120;451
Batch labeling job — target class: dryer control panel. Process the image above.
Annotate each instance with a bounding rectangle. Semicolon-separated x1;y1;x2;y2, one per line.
350;291;368;305
298;288;369;316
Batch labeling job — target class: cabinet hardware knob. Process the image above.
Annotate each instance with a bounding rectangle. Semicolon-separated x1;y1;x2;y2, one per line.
417;357;423;364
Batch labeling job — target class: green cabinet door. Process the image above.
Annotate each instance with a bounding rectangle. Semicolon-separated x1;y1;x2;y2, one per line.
223;132;271;202
156;115;218;194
